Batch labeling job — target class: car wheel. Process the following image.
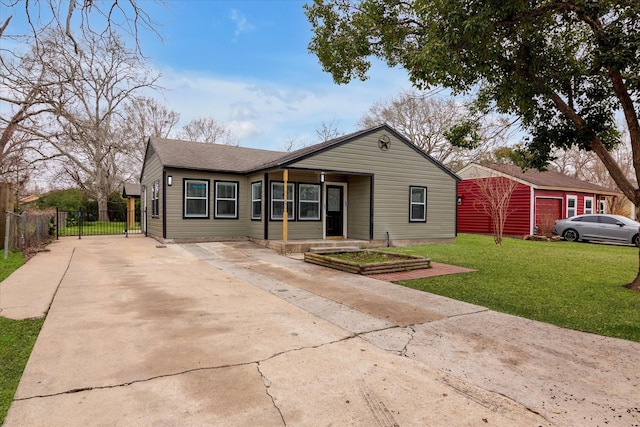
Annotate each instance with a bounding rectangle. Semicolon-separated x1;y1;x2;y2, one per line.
633;234;639;247
563;229;579;242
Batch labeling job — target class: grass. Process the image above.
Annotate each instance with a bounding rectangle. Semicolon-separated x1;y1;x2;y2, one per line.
325;251;413;263
59;220;140;236
389;233;640;342
0;251;44;424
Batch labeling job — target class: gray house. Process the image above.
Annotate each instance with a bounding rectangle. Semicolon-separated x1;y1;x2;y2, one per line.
139;124;460;252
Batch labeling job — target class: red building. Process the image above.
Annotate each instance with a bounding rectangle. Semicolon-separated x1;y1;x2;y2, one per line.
457;164;620;236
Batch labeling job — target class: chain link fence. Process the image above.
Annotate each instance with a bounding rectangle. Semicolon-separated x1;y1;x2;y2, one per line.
3;209;56;259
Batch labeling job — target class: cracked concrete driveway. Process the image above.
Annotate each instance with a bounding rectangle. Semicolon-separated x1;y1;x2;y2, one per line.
3;236;639;426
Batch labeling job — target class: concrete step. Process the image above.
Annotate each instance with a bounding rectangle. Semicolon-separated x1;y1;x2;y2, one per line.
308;246;361;254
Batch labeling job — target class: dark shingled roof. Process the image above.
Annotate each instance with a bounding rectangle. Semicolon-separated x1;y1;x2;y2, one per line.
122;182;141;197
483;163;619;195
146;124;460;182
148;137;286;173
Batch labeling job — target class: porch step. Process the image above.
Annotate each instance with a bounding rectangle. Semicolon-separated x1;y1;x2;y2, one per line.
309;246;361;254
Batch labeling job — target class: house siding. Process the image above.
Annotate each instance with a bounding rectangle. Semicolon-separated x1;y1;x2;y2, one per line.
457;179;531;235
287;129;457;241
164;169;250;240
347;175;371;240
458;178;610;236
265;170;323;240
247;173;265;239
140;149;163;240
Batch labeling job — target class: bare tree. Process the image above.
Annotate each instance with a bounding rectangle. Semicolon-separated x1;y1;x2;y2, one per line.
549;135;637;218
358;90;510;169
36;29;160;221
0;0;161;199
121;97;180;168
549;147;594;179
315;118;342;142
471;177;519;245
0;36;63;183
0;0;161;53
179;117;238;146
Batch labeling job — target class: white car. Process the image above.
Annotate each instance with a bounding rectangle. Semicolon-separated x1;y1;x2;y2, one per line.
552;214;640;246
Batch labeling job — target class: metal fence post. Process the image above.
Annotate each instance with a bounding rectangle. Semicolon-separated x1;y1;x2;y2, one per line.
21;212;27;249
4;211;11;260
78;209;82;240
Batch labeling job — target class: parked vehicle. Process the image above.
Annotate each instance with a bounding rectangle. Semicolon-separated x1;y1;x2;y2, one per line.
552;214;640;246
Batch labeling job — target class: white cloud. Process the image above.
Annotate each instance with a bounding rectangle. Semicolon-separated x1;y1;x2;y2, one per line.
229;9;255;37
154;63;412;150
230;102;258;121
228;120;262;141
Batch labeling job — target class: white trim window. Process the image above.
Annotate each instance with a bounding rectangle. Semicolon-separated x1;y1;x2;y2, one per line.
271;182;295;220
566;195;577;218
584;196;594;214
151;180;159;218
215;181;238;219
184;179;209;218
251;181;262;220
410;186;427;222
299;183;321;220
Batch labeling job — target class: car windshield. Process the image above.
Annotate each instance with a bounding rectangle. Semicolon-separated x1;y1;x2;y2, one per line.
611;215;640;226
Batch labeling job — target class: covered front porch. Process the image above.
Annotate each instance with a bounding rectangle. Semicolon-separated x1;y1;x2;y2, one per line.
260;168;373;243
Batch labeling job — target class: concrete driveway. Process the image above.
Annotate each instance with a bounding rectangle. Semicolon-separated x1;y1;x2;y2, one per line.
1;236;639;426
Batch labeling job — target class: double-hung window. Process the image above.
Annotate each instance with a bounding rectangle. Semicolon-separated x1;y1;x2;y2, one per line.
566;195;577;218
151;180;159;217
299;183;321;220
584;197;594;214
215;181;238;219
409;186;427;222
271;182;295;220
251;181;262;220
184;179;209;218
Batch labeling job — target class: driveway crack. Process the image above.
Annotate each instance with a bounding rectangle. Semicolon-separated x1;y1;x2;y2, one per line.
14;333;361;402
400;325;416;357
256;362;286;426
448;308;489;318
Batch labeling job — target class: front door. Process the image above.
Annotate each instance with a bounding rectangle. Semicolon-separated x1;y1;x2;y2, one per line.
326;185;344;237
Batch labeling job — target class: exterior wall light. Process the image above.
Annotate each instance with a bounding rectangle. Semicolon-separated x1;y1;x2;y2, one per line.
167;175;173;186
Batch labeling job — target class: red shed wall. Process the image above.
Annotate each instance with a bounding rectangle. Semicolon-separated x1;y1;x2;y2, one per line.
534;189;603;218
457;178;531;235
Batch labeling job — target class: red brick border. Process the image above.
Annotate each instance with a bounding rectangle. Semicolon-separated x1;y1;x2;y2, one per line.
370;262;476;282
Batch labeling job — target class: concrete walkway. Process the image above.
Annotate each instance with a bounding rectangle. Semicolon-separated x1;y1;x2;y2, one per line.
1;236;639;426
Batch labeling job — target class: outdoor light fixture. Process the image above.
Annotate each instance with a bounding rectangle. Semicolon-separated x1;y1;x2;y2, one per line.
457;196;462;205
320;172;325;183
167;175;173;186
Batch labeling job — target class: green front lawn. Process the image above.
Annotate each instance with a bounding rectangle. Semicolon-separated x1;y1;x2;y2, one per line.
58;220;140;236
0;251;44;424
390;234;640;342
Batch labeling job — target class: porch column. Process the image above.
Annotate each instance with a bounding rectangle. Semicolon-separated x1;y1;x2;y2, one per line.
283;169;288;242
126;197;136;228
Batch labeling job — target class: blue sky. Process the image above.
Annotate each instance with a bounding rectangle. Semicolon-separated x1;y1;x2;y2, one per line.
139;1;413;150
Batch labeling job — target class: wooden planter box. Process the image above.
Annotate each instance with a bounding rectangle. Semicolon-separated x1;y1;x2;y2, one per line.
304;250;431;275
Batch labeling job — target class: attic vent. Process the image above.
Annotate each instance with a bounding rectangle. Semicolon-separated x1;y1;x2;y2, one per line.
378;134;390;151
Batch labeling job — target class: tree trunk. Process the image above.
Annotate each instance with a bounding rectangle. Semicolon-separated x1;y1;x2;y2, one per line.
98;197;109;222
626;229;640;291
